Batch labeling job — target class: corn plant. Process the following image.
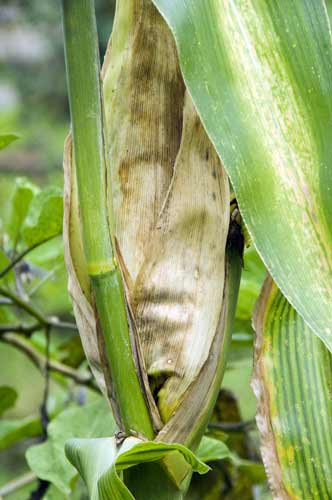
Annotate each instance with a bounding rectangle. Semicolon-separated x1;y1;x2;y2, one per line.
59;0;332;498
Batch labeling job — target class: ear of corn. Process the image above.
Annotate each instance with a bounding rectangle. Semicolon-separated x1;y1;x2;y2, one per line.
128;91;229;423
103;0;186;285
63;0;240;445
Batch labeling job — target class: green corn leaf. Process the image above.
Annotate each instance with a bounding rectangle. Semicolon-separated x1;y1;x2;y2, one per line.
0;133;18;151
252;277;332;498
26;399;117;495
66;435;262;500
22;187;63;247
151;0;332;349
0;385;17;416
6;177;39;248
65;436;209;500
65;437;119;500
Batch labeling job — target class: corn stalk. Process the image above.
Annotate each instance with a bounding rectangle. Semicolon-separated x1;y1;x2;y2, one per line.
62;0;154;439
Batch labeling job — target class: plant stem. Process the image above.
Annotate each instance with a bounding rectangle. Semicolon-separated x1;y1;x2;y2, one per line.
0;286;46;324
0;322;41;335
0;333;97;390
0;320;77;335
0;236;55;279
47;319;77;331
61;0;154;438
0;472;37;498
0;286;77;332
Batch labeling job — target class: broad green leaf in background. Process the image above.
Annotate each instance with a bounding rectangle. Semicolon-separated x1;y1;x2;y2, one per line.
5;177;39;248
0;249;15;288
151;0;332;350
0;133;18;150
252;277;332;499
66;436;209;500
24;238;72;316
27;237;64;269
190;245;262;441
26;398;116;496
0;304;15;326
196;436;265;483
0;415;42;451
43;485;69;500
234;248;266;336
22;187;63;247
195;436;230;464
224;248;266;414
0;385;17;416
231;456;265;485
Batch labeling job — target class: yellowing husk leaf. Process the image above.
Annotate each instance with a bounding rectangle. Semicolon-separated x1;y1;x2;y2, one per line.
63;0;231;436
252;277;332;499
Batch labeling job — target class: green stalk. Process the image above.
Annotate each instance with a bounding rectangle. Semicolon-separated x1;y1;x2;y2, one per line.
61;0;154;439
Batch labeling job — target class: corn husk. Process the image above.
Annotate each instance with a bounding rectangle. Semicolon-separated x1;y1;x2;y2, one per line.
63;0;231;438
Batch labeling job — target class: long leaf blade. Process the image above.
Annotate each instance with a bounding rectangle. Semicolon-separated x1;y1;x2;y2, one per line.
65;436;209;500
151;0;332;349
252;277;332;498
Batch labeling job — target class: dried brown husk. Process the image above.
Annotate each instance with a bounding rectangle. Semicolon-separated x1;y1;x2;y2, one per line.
63;0;231;436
